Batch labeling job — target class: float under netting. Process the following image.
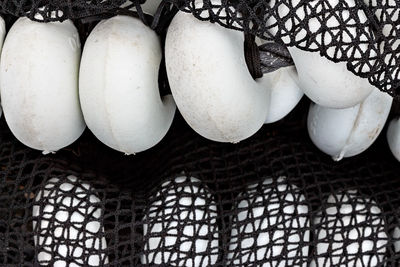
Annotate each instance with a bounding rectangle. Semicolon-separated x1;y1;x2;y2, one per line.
0;0;400;266
0;102;399;266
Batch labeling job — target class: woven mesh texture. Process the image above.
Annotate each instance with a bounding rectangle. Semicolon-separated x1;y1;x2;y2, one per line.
0;101;400;266
0;0;400;266
0;0;399;97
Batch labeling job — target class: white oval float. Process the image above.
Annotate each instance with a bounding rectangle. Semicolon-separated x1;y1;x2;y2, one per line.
0;17;85;154
308;89;392;161
0;16;6;118
387;117;400;162
142;176;219;267
227;176;310;266
255;37;303;124
33;175;108;266
80;15;176;155
282;0;376;108
166;11;270;143
289;48;374;109
312;190;388;267
261;65;303;124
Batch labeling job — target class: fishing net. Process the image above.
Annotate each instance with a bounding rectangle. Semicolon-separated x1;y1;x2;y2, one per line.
0;101;400;266
0;0;399;266
1;0;399;97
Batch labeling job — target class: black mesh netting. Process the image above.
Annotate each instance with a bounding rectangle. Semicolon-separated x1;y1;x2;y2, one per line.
0;0;400;266
0;100;400;266
1;0;400;96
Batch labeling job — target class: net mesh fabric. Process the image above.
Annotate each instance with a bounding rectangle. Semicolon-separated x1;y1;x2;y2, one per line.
0;0;400;266
1;0;399;97
1;102;400;266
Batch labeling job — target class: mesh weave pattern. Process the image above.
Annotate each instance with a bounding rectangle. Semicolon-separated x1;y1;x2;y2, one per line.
0;0;399;96
1;101;400;266
0;1;400;266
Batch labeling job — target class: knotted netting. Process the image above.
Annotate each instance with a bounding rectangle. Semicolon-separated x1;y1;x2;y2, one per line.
0;0;399;266
1;0;399;96
0;102;399;265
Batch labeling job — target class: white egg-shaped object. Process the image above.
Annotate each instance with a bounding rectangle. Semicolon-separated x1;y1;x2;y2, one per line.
254;37;303;124
280;0;376;109
0;16;6;118
312;190;388;267
387;118;400;162
261;66;303;124
166;11;270;143
289;48;374;109
308;89;392;161
393;226;400;254
32;175;108;266
0;16;5;56
142;176;219;267
0;17;85;154
227;177;310;266
79;15;175;155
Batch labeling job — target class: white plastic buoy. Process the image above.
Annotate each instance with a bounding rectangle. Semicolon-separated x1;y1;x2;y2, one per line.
308;89;392;161
312;190;388;267
0;16;5;58
0;16;6;118
254;38;304;124
227;177;310;266
79;15;176;155
387;117;400;162
0;17;85;154
33;175;108;266
281;0;376;108
166;11;271;143
393;226;400;254
142;176;219;267
261;66;303;124
289;48;374;109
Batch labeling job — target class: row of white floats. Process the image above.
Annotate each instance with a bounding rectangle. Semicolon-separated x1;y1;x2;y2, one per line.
0;6;398;161
34;175;395;266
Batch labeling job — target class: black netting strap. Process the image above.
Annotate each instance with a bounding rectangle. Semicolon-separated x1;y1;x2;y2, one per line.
77;1;176;34
79;8;151;26
258;42;294;74
244;33;263;79
245;35;295;78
